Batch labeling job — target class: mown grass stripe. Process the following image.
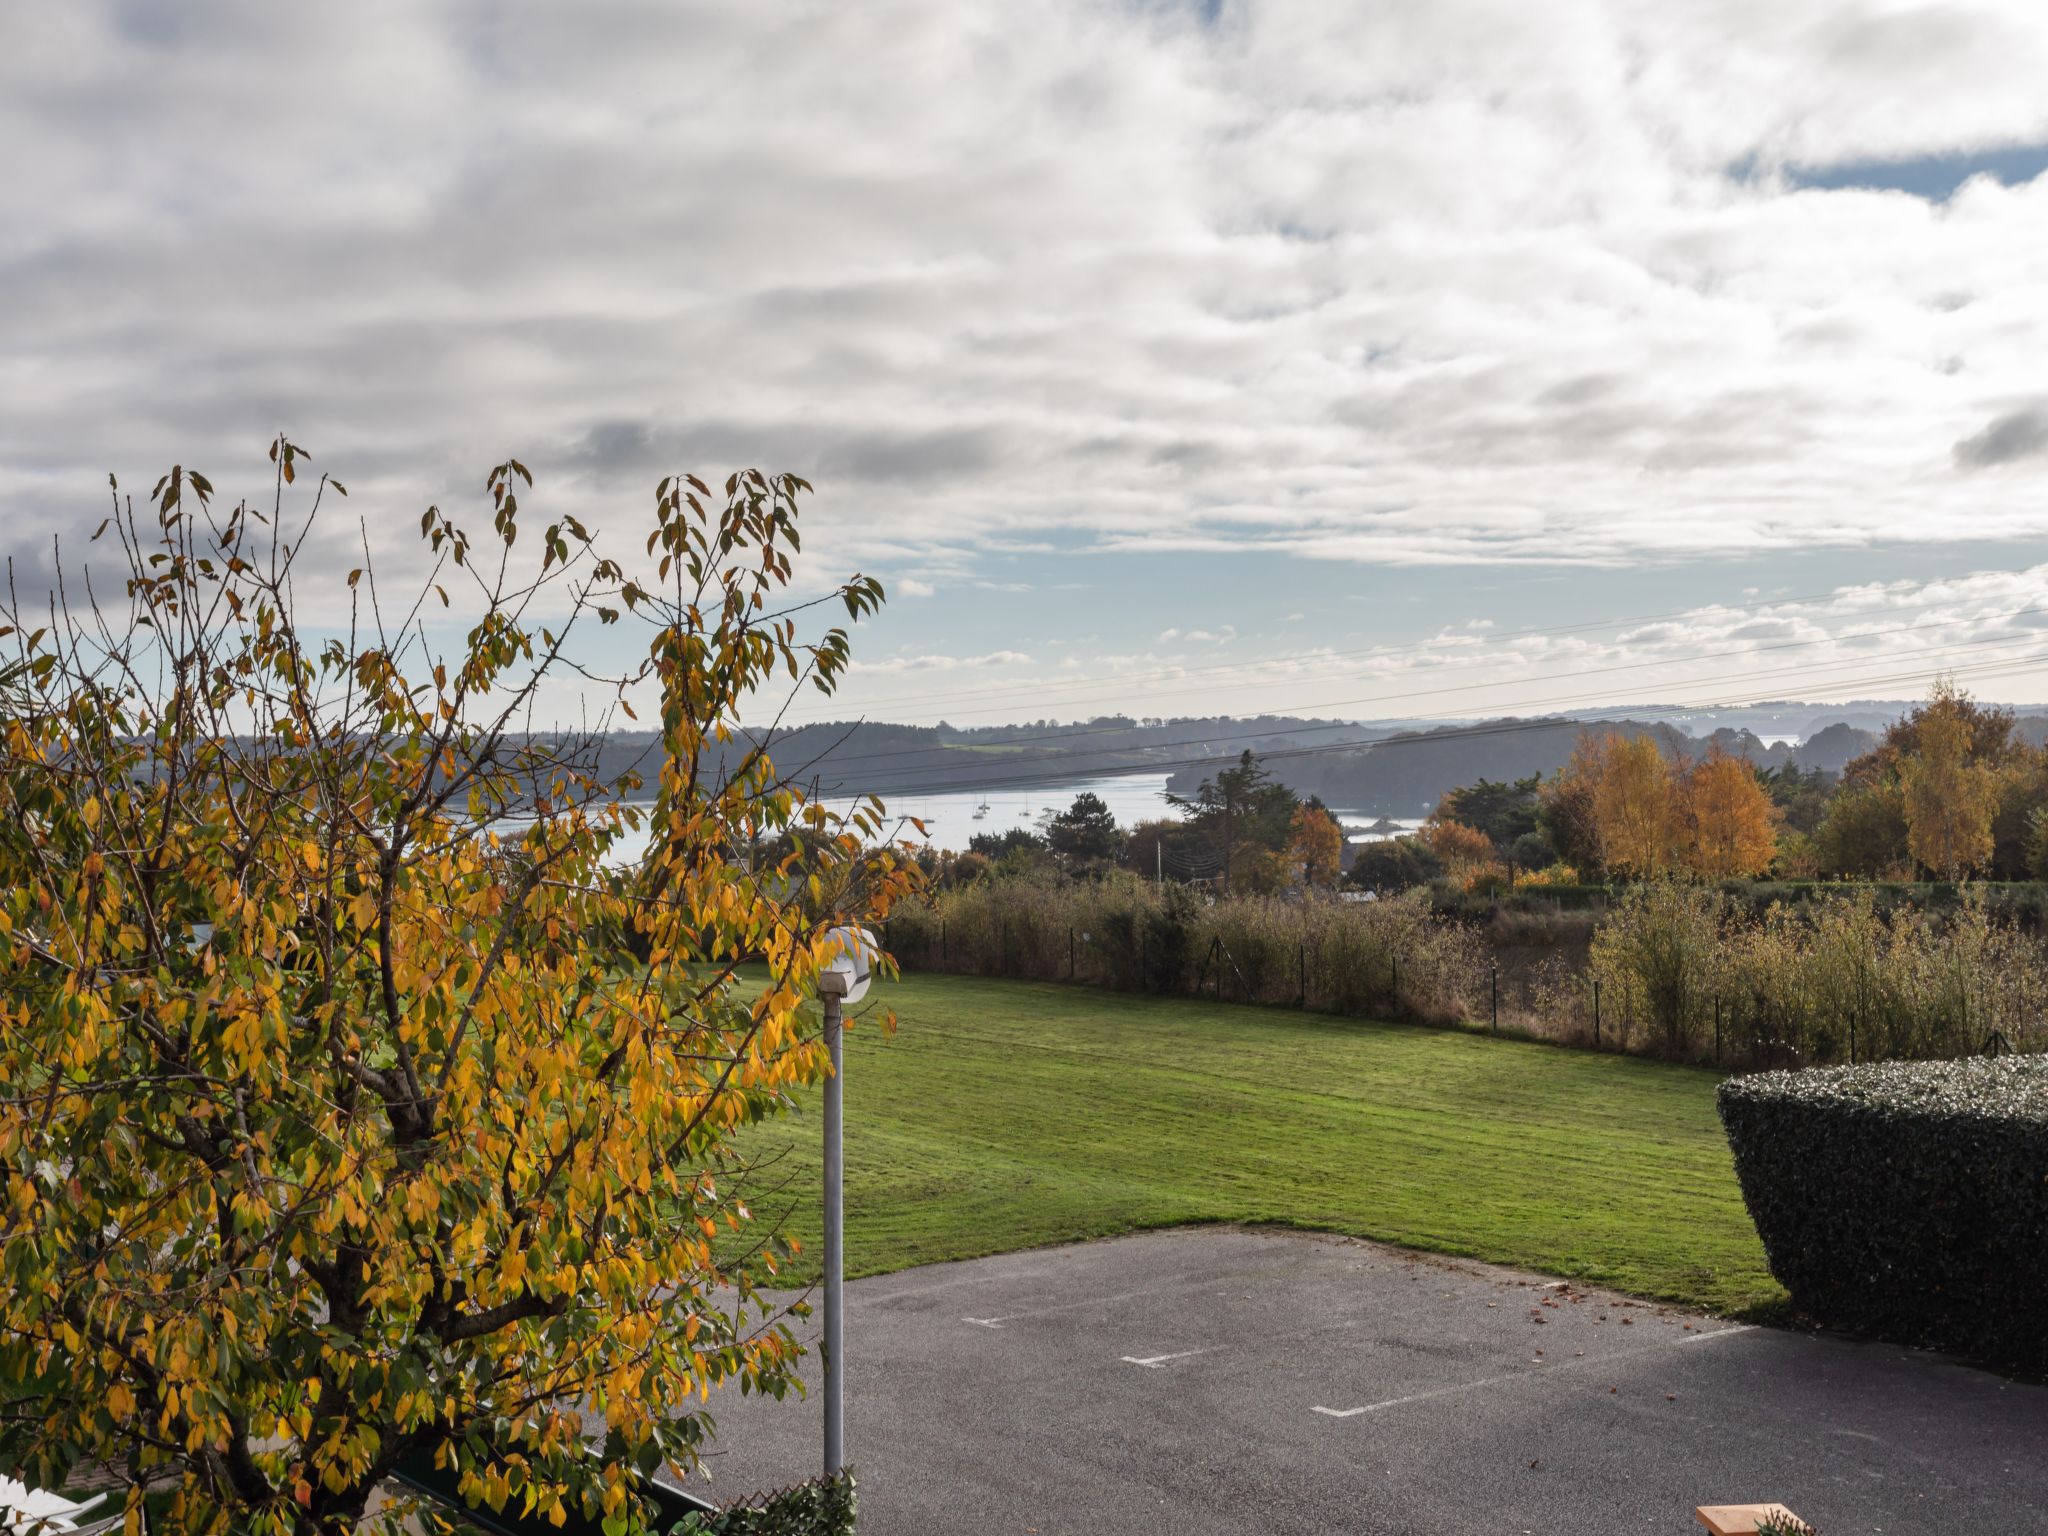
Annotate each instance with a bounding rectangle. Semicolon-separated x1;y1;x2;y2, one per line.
732;972;1779;1313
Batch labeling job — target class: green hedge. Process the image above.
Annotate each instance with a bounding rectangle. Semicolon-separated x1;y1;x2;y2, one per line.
1718;1057;2048;1363
670;1474;855;1536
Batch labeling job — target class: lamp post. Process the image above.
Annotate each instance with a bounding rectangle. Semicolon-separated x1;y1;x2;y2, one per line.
815;927;875;1481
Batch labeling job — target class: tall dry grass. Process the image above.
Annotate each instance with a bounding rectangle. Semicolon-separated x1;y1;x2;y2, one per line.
884;870;1481;1022
886;873;2048;1068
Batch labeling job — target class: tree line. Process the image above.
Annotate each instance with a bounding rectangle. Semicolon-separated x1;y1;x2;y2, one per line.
1369;678;2046;890
921;678;2048;898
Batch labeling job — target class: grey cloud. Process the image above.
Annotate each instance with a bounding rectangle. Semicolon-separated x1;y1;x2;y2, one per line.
1954;407;2048;470
9;0;2048;589
562;420;1011;490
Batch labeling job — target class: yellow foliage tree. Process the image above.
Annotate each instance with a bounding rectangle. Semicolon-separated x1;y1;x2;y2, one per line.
1288;804;1344;889
0;444;918;1536
1422;818;1493;867
1902;678;1999;878
1680;745;1780;878
1587;732;1677;877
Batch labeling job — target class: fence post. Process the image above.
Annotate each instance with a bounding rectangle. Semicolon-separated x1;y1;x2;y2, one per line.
1593;978;1601;1048
940;919;947;968
1391;954;1399;1010
1714;996;1722;1066
1069;927;1075;981
1298;943;1306;1008
1849;1010;1856;1065
1490;964;1498;1034
1001;921;1009;977
1140;930;1147;992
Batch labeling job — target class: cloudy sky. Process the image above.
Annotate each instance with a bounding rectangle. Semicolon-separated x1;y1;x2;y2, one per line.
9;1;2048;728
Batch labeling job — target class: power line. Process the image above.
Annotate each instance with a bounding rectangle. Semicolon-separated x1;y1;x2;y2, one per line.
772;569;2046;725
811;641;2048;806
759;601;2048;788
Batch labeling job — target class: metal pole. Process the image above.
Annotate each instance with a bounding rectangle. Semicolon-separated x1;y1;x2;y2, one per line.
1593;978;1601;1048
1714;996;1722;1065
1298;942;1306;1007
1069;927;1075;980
1490;964;1498;1034
940;919;946;968
822;992;845;1480
1156;840;1163;888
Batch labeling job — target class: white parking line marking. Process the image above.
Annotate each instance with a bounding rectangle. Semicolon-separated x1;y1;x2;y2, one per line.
1314;1372;1518;1419
955;1281;1201;1332
1121;1349;1215;1368
1311;1320;1761;1418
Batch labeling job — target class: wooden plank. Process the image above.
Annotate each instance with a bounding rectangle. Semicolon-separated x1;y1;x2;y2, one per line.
1695;1504;1802;1535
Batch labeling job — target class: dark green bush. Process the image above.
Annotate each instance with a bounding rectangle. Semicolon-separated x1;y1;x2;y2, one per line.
669;1473;855;1536
1718;1057;2048;1363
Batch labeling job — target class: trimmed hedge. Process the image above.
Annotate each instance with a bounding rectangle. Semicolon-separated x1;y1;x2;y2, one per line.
1718;1057;2048;1363
670;1474;856;1536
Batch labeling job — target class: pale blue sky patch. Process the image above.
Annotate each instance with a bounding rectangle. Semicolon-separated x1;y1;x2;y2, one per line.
1781;142;2048;200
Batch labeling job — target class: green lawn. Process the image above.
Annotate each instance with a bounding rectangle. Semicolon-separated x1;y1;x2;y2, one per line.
732;972;1780;1315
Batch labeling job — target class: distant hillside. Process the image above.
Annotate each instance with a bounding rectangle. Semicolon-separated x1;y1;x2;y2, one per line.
567;715;1395;800
1164;716;1887;815
539;701;2048;814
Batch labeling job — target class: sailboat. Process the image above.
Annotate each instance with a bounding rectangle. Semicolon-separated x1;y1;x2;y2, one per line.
972;799;990;821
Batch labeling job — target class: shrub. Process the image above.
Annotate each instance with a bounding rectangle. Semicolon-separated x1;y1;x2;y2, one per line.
671;1474;856;1535
1718;1056;2048;1364
893;878;1479;1021
1347;835;1443;892
1588;882;1730;1057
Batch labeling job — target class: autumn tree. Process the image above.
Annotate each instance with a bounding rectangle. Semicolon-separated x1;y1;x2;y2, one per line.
1539;738;1605;875
1821;678;2026;878
1679;745;1779;878
1584;731;1677;877
1421;817;1496;871
1287;803;1343;889
0;444;917;1536
1901;678;2000;878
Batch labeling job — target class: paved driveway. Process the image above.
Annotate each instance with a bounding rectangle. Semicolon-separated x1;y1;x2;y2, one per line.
683;1228;2047;1533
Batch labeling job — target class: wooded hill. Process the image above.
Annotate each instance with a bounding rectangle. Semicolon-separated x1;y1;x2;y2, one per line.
1188;717;1890;815
545;704;2048;814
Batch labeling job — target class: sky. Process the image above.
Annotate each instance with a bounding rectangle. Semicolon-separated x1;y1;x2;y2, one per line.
9;1;2048;729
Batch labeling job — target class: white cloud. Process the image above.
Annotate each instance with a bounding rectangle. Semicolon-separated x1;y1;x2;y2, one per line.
798;561;2048;726
897;576;937;598
851;649;1033;676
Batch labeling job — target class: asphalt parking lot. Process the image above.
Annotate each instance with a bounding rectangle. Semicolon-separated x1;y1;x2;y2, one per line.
682;1227;2048;1534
